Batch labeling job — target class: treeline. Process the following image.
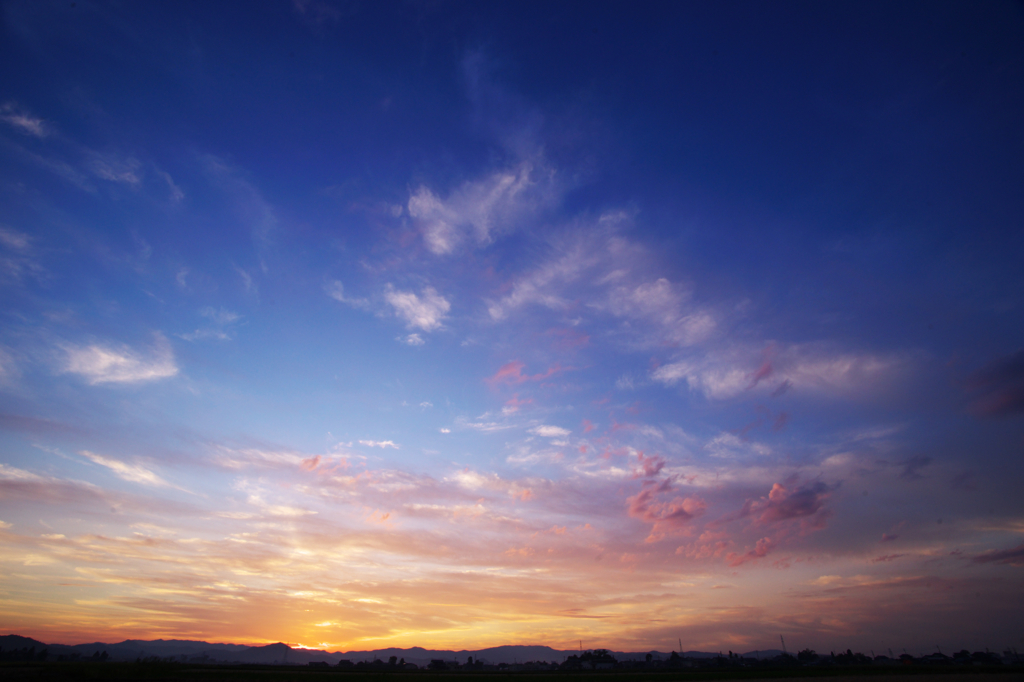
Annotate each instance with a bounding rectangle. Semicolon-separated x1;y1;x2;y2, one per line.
310;647;1020;672
0;646;108;662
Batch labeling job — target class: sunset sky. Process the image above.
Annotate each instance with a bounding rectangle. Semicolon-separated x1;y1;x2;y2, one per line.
1;0;1023;655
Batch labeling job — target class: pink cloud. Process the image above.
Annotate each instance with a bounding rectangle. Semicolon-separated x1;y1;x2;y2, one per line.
581;419;595;433
872;553;906;563
747;346;776;389
743;481;832;528
632;452;665;479
485;361;569;386
726;536;775;566
503;394;534;413
626;478;706;542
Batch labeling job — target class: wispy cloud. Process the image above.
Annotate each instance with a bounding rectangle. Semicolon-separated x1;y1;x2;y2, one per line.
359;440;399;449
408;160;556;255
80;451;171;487
90;154;142;185
384;285;450;332
485;361;567;386
651;344;908;400
60;334;178;384
324;280;369;309
0;102;49;137
530;425;570;438
179;307;242;342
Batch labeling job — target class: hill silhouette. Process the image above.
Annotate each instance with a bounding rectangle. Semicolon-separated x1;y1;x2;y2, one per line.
2;635;779;665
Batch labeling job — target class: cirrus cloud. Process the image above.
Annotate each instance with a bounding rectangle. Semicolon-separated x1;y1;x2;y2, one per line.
60;333;178;385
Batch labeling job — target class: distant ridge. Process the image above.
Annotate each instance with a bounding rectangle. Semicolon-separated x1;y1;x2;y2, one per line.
0;635;778;666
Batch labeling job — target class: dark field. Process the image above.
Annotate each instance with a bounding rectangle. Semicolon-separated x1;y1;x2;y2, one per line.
1;663;1021;682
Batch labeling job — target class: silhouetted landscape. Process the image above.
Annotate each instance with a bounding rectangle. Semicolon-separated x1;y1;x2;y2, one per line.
2;633;1021;681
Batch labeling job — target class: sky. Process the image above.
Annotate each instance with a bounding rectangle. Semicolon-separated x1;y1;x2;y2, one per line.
1;0;1023;656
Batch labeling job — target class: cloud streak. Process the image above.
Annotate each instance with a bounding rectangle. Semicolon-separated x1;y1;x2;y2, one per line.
60;334;178;385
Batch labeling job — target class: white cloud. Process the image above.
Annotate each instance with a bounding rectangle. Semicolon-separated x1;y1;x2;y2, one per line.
158;170;185;203
384;285;450;332
200;306;241;325
237;267;257;295
90;155;142;185
359;440;399;449
0;227;44;284
0;464;44;482
420;401;433;408
60;334;178;385
651;360;747;399
0;103;49;137
80;450;171;487
407;160;554;255
0;228;30;251
439;428;451;434
178;329;230;342
650;344;908;400
530;425;571;438
401;333;425;346
324;279;369;309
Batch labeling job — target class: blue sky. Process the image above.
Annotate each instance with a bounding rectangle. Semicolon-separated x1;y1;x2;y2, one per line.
1;0;1023;653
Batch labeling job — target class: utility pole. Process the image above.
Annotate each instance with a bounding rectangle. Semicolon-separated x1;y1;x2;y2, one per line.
780;636;787;654
678;639;682;654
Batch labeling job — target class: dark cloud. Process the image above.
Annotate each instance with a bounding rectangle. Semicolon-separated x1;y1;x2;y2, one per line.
754;481;832;524
966;350;1024;417
899;455;931;480
972;543;1024;567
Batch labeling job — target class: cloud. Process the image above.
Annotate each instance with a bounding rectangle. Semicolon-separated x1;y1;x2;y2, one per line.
486;361;567;386
651;345;906;400
407;161;555;255
384;285;450;332
743;482;832;527
90;154;142;185
897;455;932;481
202;155;277;255
0;227;30;251
972;543;1024;566
966;349;1024;416
530;425;570;438
439;428;451;434
359;440;399;449
200;307;241;325
60;334;178;385
0;227;44;284
179;307;242;342
726;536;775;566
178;329;229;342
400;334;425;346
324;280;369;309
80;451;170;487
626;478;706;542
0;102;49;137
